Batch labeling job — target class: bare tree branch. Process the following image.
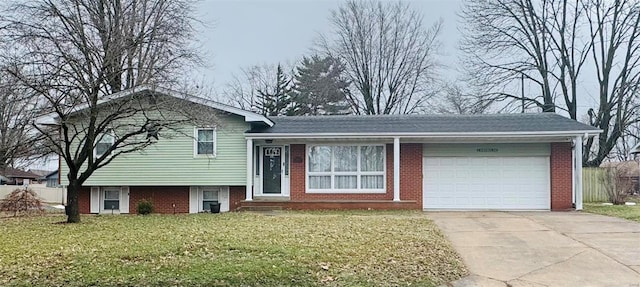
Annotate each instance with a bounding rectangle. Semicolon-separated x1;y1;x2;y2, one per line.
0;0;204;223
319;0;441;115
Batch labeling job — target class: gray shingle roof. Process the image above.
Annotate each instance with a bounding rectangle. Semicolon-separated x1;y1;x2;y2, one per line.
248;113;599;134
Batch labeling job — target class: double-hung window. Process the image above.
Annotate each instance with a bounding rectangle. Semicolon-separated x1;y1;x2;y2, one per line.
195;128;216;157
307;145;385;193
201;188;219;211
103;188;120;210
94;131;115;158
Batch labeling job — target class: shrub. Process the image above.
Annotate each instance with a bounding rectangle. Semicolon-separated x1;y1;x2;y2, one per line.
137;199;154;215
600;167;635;205
0;188;44;216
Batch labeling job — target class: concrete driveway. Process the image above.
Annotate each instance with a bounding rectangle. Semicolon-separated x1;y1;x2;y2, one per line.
428;212;640;287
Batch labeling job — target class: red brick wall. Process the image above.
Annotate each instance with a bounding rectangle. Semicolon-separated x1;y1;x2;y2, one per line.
79;186;244;214
400;144;423;205
79;186;90;214
290;144;307;200
550;142;573;210
128;186;190;214
229;186;245;211
288;143;422;206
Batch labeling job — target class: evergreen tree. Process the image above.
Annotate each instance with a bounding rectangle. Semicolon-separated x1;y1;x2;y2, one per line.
256;64;293;116
290;55;351;115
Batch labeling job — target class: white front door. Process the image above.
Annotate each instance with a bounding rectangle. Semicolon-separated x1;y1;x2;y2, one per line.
423;156;550;210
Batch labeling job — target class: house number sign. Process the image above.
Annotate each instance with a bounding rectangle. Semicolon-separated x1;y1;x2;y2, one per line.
264;147;281;157
476;148;499;153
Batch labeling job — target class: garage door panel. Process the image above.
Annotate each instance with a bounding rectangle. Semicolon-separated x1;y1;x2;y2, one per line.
423;156;550;210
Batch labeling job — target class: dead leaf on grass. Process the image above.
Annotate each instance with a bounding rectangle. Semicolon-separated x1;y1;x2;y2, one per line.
319;262;330;271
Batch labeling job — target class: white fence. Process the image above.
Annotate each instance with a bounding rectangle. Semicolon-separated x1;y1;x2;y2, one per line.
0;184;66;204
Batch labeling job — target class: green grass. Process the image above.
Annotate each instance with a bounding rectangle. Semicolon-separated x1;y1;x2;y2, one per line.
584;203;640;223
0;211;466;286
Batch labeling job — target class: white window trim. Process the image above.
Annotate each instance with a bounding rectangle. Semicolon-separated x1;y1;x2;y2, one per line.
101;187;121;211
306;144;386;194
193;127;217;158
190;186;230;213
94;130;115;159
196;186;220;212
256;145;290;196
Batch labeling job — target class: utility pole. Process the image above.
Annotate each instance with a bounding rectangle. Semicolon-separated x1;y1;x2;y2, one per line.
521;73;525;113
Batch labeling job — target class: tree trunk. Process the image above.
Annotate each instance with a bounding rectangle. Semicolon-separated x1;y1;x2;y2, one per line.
66;181;81;223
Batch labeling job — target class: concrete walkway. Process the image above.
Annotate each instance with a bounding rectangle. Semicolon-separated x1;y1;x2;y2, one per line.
428;212;640;287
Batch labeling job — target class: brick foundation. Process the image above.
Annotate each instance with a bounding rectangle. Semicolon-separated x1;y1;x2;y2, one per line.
129;186;190;214
229;186;245;211
550;142;573;210
240;200;418;210
79;186;90;214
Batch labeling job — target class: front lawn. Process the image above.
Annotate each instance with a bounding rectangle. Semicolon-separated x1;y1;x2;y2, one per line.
0;211;466;286
584;203;640;223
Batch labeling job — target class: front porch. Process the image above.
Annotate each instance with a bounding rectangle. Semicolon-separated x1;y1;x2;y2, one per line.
244;138;407;203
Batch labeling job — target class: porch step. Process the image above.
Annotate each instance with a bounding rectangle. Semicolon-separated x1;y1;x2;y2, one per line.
252;196;290;202
237;199;419;211
237;205;284;212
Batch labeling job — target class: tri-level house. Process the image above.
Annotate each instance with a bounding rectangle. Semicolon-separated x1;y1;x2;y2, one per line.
58;86;600;214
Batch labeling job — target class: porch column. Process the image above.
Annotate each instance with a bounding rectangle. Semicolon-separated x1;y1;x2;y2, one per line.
393;137;400;202
571;139;576;206
575;135;583;210
246;138;253;201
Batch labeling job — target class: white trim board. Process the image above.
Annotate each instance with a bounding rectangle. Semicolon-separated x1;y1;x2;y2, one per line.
245;131;601;140
37;85;273;127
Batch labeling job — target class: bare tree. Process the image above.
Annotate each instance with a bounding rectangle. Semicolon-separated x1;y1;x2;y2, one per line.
461;0;590;116
432;82;491;114
319;0;442;115
583;0;640;167
0;0;204;223
461;0;640;167
0;64;43;169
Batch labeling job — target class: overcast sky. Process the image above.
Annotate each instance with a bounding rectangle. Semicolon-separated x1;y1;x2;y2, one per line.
31;0;462;171
192;0;463;92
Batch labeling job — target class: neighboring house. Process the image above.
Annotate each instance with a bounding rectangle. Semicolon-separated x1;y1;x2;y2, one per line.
0;168;40;185
29;169;52;184
43;170;60;188
57;86;600;214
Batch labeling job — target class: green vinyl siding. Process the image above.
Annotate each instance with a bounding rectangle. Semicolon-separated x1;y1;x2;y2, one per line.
61;115;249;186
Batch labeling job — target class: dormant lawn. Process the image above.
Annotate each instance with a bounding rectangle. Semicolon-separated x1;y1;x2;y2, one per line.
584;203;640;223
0;211;466;286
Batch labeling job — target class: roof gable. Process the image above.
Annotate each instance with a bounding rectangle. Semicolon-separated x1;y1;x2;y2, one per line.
38;85;273;127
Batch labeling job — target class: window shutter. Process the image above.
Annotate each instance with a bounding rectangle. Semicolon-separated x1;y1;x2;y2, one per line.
90;187;100;213
189;187;198;213
120;187;130;214
219;186;229;212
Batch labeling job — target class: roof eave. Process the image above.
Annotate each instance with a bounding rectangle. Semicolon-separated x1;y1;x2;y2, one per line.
245;130;602;139
34;85;273;127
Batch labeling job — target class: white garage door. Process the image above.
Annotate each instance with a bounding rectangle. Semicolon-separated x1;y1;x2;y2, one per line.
423;156;550;210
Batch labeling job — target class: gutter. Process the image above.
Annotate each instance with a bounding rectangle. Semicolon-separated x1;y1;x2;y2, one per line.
245;130;603;140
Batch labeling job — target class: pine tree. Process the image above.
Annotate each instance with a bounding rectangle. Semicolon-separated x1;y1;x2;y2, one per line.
290;55;351;115
256;64;293;116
